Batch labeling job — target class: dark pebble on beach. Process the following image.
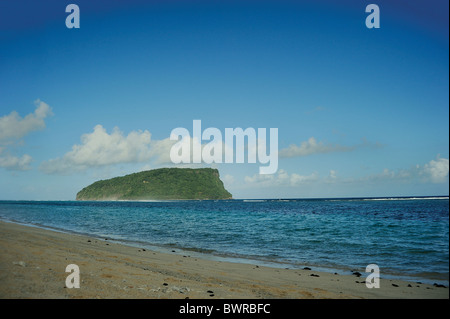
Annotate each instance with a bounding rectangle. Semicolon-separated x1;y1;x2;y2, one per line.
142;249;146;251
207;290;214;293
310;274;320;277
209;294;214;297
172;250;176;252
433;283;447;288
303;267;311;270
163;283;168;286
87;240;91;242
392;284;399;287
407;284;412;287
352;272;362;277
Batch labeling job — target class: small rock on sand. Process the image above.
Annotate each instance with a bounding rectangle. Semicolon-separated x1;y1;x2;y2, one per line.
13;261;26;267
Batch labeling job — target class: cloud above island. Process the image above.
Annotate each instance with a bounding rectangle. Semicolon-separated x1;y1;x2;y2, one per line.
40;125;157;174
39;124;240;174
39;124;219;174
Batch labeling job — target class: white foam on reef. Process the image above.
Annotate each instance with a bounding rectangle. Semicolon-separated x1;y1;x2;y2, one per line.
363;196;449;201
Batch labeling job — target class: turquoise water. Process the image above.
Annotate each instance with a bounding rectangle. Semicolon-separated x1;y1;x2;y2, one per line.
0;197;448;284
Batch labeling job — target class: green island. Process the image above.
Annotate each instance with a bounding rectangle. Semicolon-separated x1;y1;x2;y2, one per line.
76;167;232;200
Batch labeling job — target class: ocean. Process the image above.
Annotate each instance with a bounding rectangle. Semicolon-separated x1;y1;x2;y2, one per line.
0;197;448;285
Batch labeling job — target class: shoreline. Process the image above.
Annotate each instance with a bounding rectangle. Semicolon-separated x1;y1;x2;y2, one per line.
0;220;448;299
2;218;447;286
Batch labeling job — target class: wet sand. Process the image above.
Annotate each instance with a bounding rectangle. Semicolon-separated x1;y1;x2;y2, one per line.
0;221;447;299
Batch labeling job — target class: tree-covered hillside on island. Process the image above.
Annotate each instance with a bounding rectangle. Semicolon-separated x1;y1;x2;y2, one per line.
76;168;232;200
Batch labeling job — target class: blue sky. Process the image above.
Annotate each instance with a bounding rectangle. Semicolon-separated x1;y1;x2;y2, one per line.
0;0;448;199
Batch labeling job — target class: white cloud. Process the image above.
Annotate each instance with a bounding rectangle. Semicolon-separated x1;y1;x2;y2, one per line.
245;169;319;187
279;137;381;158
39;125;233;174
324;169;338;183
0;99;53;142
242;155;448;192
422;156;449;183
40;125;154;174
290;172;319;185
329;170;337;179
360;156;449;184
279;137;337;158
0;148;32;171
149;138;177;164
222;174;235;186
0;100;52;171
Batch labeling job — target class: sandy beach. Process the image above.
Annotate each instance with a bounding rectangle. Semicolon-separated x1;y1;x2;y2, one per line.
0;220;447;299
